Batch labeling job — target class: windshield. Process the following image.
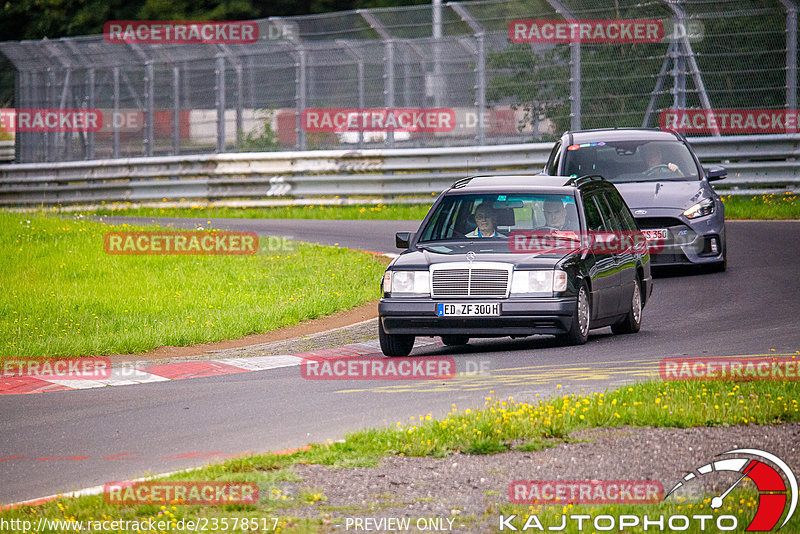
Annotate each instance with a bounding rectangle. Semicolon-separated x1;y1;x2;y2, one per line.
418;193;580;243
562;140;699;183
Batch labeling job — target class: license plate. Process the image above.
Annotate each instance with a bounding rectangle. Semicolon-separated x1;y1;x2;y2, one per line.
643;229;668;241
437;303;500;316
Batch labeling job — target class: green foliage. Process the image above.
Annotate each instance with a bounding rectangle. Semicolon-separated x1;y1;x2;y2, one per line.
237;110;281;152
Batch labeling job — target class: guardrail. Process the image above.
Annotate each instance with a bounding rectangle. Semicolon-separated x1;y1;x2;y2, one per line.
0;140;13;163
1;135;798;206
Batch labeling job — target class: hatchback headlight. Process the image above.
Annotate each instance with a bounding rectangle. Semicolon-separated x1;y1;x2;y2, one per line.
385;270;430;296
684;198;714;219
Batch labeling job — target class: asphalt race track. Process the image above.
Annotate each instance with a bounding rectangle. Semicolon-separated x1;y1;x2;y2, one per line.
1;219;798;505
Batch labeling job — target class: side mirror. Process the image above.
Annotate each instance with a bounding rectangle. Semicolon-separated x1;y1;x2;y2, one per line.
396;232;413;249
706;165;727;181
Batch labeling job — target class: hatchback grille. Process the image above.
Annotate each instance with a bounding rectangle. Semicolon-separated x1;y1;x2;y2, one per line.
432;268;509;298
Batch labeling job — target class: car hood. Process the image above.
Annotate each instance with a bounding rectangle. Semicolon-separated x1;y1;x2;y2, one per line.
391;246;570;270
614;180;708;211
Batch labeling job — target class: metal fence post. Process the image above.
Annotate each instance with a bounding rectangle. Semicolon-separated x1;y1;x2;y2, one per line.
545;0;580;130
87;68;95;160
339;41;365;148
215;55;226;153
386;39;395;147
113;67;120;158
360;10;395;147
144;61;154;157
172;66;180;155
236;64;243;151
450;3;487;145
295;43;307;151
780;0;798;117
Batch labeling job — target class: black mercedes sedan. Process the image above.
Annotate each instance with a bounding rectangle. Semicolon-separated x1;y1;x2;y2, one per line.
378;175;653;356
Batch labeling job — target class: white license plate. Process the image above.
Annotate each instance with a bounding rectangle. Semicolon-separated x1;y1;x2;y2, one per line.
643;229;668;241
437;303;500;316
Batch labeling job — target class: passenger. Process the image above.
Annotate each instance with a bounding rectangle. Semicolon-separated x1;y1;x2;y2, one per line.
542;199;568;230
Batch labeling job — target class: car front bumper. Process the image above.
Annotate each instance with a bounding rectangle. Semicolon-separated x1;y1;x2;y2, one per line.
635;209;725;267
379;297;576;337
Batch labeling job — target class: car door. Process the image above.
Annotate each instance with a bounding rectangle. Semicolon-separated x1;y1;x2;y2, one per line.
581;193;619;320
591;193;625;318
598;190;637;315
603;188;641;313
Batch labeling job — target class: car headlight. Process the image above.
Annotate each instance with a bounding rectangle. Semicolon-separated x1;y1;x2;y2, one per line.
385;270;430;296
511;269;567;295
683;198;714;219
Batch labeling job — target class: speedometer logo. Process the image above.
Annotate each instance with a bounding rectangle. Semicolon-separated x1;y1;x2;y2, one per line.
665;449;798;531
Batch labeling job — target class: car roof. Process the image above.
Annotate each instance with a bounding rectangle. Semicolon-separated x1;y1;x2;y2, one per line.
448;174;608;194
451;174;573;193
565;128;681;144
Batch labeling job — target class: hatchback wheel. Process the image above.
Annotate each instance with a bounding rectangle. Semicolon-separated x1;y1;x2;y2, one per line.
611;278;642;334
558;283;590;345
378;319;415;357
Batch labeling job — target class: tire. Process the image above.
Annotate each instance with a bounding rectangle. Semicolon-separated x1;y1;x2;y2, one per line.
378;318;415;357
611;277;642;335
558;283;590;345
441;335;469;346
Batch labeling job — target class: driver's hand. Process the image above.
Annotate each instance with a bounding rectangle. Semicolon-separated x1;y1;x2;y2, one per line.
667;163;679;171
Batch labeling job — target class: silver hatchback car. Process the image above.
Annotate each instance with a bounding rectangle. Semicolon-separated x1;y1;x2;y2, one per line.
546;128;727;271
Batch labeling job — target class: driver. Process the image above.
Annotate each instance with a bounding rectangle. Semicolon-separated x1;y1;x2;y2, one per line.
467;202;503;237
642;143;680;175
542;199;568;230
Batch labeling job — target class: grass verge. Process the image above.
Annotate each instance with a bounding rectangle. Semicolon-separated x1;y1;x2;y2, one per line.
1;212;387;358
720;192;799;219
2;380;797;532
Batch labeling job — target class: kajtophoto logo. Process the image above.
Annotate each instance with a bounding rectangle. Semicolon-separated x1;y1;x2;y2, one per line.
665;449;798;532
500;449;797;531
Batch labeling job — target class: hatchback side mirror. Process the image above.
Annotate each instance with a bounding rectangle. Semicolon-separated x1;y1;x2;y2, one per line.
396;232;414;249
706;165;727;181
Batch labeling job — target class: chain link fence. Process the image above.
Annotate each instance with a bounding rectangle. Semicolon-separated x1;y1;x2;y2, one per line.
0;0;797;163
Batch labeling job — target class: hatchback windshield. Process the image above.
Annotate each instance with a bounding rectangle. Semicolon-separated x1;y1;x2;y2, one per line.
562;140;699;183
418;193;580;243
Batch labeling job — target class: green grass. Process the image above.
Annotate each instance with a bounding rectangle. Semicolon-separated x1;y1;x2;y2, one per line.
1;212;387;358
3;380;796;532
79;202;433;221
720;192;800;219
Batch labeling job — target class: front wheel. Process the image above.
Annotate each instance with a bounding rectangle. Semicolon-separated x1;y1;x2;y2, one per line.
379;319;415;357
611;278;642;335
557;283;590;345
